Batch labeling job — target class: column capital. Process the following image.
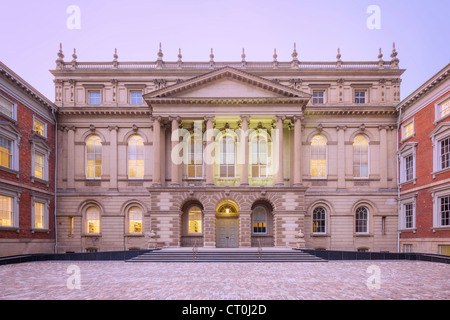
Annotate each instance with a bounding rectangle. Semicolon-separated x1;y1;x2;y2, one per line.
275;115;286;121
240;114;250;121
292;114;304;122
204;115;215;122
336;125;347;131
169;115;181;122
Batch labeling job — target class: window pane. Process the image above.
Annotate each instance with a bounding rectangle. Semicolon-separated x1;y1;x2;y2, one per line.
34;152;44;179
440;196;450;226
86;136;102;179
0;96;13;117
252;207;267;234
130;91;143;105
0;195;12;226
86;207;100;233
311;135;327;178
353;135;369;177
0;137;12;168
89;91;101;104
34;202;44;229
34;118;45;136
188;206;202;233
313;207;326;233
356;207;368;233
129;206;142;233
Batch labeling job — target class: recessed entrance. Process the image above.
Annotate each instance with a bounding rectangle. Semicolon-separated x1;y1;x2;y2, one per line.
215;200;239;248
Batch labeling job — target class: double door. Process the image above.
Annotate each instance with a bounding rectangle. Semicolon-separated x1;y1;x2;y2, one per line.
216;217;239;248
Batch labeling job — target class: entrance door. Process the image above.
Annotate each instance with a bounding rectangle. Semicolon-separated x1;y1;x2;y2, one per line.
216;217;239;248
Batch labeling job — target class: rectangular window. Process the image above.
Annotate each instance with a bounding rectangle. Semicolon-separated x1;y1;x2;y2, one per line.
34;202;44;229
440;137;450;170
440;99;450;119
130;91;143;105
33;118;45;136
404;203;413;229
354;91;366;104
0;195;12;227
403;244;413;253
187;136;203;179
405;154;414;181
34;151;44;179
403;121;414;140
439;196;450;226
0;136;12;168
439;245;450;256
68;216;74;236
0;95;13;118
312;91;324;104
88;91;101;105
188;208;202;234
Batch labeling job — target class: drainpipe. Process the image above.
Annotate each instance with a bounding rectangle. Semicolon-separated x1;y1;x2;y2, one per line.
51;107;58;254
396;106;402;253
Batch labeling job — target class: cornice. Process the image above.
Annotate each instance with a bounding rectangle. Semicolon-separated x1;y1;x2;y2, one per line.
56;106;152;116
304;106;397;116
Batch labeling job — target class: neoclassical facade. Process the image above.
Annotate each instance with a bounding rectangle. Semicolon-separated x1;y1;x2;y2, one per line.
52;44;403;253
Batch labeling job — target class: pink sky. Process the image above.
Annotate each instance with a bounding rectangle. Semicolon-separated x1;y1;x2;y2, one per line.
0;0;448;101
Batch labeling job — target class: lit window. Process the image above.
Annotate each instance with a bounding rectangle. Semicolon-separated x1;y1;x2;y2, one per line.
187;134;203;179
439;245;450;256
252;206;267;234
403;121;414;139
86;136;102;179
128;206;143;233
354;91;366;104
0;95;13;118
88;91;101;105
251;134;268;178
353;135;369;178
220;135;235;178
86;207;100;233
440;99;450;119
0;195;12;227
33;118;45;136
128;135;144;179
310;135;327;178
34;151;44;179
0;136;12;168
130;91;143;105
34;202;44;229
312;91;324;104
312;207;326;233
188;206;202;234
355;206;369;233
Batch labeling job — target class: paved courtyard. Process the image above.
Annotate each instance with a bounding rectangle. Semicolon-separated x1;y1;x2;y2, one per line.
0;260;448;300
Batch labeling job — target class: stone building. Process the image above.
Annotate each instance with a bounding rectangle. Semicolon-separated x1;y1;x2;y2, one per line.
397;63;450;255
0;62;57;256
51;44;404;253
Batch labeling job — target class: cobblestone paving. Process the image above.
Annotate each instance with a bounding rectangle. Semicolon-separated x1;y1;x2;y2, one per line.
0;261;448;300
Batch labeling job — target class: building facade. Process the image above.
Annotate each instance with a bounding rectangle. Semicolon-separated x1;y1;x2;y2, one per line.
0;62;57;257
397;63;450;255
50;44;404;253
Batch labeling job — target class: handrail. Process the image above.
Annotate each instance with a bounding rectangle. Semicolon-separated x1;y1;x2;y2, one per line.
257;238;262;262
192;239;198;262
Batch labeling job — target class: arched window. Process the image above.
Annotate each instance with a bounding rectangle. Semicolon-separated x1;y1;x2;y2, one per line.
86;135;102;179
128;206;143;233
86;206;100;234
220;134;236;178
353;134;369;178
187;133;203;179
252;206;267;234
188;206;202;234
312;206;327;234
355;206;369;233
251;134;268;178
128;135;144;179
311;135;327;178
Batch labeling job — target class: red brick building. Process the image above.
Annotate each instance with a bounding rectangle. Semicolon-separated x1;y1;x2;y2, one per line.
0;62;57;256
397;63;450;255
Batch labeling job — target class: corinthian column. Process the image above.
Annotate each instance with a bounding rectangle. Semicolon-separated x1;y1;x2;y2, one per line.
293;115;303;186
275;116;285;186
152;116;161;186
170;116;181;186
240;115;250;186
205;116;214;186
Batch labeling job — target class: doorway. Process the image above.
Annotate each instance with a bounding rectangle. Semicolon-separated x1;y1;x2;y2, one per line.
216;217;239;248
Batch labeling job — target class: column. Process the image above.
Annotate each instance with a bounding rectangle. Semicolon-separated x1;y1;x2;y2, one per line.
203;210;216;247
379;125;388;189
293;115;303;186
240;115;249;186
337;125;346;189
152;116;161;186
205;116;214;186
170;116;180;186
108;125;118;190
275;116;285;186
239;210;252;247
67;126;75;189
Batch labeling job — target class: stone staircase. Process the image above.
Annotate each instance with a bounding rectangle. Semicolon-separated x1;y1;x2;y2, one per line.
126;248;326;263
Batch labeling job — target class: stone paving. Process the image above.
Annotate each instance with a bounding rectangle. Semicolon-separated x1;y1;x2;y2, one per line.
0;260;448;300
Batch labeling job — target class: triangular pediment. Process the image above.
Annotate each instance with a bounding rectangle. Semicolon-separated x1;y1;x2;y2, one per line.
143;66;311;104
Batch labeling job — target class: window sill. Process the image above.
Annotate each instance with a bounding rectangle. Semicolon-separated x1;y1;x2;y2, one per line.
125;233;145;237
31;176;49;187
400;133;415;144
0;165;20;178
311;233;329;237
31;228;50;234
354;233;373;237
0;226;19;232
432;167;450;178
399;178;417;187
431;226;450;232
82;233;102;237
399;228;416;233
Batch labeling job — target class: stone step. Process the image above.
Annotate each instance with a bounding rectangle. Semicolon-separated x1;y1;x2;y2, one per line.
126;249;327;262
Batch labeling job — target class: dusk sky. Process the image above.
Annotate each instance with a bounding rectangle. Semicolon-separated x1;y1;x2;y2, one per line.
0;0;448;101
